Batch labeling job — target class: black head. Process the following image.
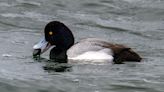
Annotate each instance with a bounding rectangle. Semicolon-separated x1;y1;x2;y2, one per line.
33;21;74;62
44;21;74;50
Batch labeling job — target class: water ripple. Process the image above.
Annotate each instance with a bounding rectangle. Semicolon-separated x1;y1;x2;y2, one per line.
0;21;40;30
77;22;161;40
16;0;41;6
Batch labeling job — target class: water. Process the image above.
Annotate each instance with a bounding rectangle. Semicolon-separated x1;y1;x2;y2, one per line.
0;0;164;92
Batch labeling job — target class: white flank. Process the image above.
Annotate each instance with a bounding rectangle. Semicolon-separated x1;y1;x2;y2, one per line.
69;49;113;63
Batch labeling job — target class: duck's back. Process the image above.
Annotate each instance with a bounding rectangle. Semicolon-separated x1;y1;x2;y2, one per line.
67;38;142;63
67;38;114;62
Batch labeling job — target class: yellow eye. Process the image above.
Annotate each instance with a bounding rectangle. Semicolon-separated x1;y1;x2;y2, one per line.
49;31;53;35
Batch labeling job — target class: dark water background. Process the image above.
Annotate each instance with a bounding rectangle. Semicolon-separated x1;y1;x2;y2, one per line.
0;0;164;92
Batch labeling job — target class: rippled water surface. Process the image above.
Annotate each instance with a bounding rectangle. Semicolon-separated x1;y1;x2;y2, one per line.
0;0;164;92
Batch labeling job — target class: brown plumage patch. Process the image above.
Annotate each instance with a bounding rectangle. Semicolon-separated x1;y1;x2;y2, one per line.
93;40;142;64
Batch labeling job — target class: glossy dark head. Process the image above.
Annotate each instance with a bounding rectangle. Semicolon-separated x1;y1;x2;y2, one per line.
44;21;74;50
33;21;74;61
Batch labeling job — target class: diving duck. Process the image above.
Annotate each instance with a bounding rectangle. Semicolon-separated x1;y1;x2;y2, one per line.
33;21;142;64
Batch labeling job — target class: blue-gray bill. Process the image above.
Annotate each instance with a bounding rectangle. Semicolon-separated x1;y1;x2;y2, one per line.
33;37;52;60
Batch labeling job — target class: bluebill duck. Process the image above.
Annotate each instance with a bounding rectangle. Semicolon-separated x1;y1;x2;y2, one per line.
33;21;142;64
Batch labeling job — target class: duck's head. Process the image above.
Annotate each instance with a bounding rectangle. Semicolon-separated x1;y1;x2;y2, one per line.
33;21;74;62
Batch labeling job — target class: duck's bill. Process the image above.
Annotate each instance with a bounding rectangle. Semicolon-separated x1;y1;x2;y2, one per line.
33;37;51;57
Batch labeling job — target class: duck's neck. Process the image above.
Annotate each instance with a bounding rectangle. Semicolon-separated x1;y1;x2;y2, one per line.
50;47;68;63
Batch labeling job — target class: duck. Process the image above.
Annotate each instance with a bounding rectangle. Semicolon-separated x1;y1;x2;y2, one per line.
33;21;142;64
